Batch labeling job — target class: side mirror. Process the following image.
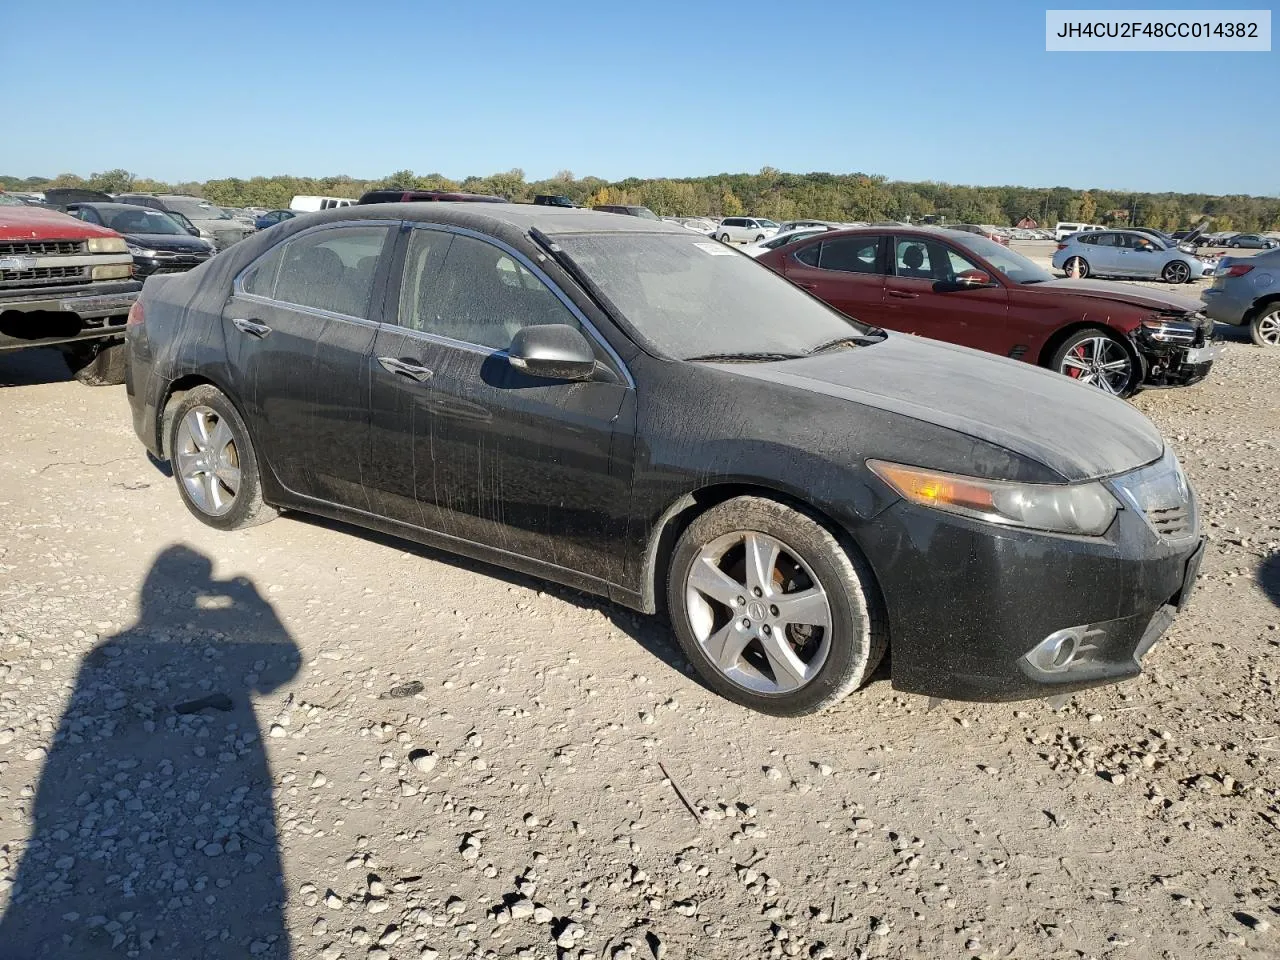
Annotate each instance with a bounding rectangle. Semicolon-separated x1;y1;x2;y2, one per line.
508;324;597;381
952;269;993;289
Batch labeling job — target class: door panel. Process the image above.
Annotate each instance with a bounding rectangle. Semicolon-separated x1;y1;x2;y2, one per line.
366;226;633;583
883;237;1010;353
224;223;392;503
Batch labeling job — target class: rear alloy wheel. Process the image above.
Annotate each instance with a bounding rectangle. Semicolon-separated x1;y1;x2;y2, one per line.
1051;329;1137;396
667;496;886;716
1162;260;1191;284
718;233;732;244
1252;305;1280;347
1063;256;1090;279
168;385;277;530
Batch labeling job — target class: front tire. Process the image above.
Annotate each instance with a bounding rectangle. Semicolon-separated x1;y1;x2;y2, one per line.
666;496;886;716
1049;328;1137;396
168;385;277;530
1252;305;1280;347
62;340;127;385
1162;260;1191;284
1063;256;1090;279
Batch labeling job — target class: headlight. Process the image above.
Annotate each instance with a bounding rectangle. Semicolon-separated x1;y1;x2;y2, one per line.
126;242;159;258
91;263;134;280
1140;319;1197;344
87;237;128;254
868;460;1119;536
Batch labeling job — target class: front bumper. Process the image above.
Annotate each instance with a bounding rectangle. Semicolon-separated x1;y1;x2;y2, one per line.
1133;317;1221;388
133;253;212;278
857;494;1202;702
0;280;142;351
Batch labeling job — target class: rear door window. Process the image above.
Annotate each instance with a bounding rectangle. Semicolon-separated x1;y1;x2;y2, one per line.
818;236;884;274
265;226;390;318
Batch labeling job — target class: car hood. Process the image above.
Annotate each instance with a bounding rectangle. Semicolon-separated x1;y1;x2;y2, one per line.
1030;278;1202;313
0;205;123;242
126;232;212;253
188;217;247;233
713;334;1164;482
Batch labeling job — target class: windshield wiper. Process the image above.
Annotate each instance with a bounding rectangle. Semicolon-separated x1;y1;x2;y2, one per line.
684;352;804;363
806;331;885;354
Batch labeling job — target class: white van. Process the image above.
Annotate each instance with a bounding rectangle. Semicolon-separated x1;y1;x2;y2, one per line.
290;195;355;213
1055;222;1104;241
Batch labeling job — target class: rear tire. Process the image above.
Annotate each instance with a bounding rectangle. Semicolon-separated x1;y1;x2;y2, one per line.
717;233;732;244
666;496;887;716
1063;256;1090;279
63;340;127;386
1251;305;1280;347
167;385;277;531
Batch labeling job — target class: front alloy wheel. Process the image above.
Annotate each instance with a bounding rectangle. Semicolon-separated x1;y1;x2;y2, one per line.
686;530;833;694
667;496;886;715
1162;261;1191;284
1053;331;1135;396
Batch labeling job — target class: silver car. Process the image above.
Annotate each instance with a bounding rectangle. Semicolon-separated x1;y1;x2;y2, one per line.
1051;229;1213;284
115;194;253;251
1201;247;1280;346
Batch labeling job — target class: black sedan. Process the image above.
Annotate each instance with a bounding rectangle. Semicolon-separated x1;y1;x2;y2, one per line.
125;205;1203;715
68;202;215;277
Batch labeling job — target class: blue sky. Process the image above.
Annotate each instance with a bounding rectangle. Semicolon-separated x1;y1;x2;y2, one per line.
4;0;1275;194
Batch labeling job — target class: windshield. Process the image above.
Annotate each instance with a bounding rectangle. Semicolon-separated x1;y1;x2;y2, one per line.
164;198;230;220
101;207;187;235
952;234;1055;284
553;232;873;360
758;219;780;228
632;207;660;221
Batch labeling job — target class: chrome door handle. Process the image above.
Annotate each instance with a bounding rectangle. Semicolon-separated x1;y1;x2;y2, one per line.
888;290;919;299
232;318;272;338
378;356;433;382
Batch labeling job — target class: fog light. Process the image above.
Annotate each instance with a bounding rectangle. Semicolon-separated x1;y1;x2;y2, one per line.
1025;626;1104;674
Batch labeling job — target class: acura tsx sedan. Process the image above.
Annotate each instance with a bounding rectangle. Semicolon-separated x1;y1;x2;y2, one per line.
125;205;1204;715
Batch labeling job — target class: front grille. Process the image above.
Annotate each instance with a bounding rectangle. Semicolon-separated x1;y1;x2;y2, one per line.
0;265;90;287
1147;504;1193;540
0;239;86;256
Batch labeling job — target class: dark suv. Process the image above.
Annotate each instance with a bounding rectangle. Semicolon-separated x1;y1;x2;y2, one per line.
357;189;504;205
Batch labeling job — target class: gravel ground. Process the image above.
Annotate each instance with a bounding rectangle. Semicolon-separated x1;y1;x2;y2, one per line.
0;327;1277;960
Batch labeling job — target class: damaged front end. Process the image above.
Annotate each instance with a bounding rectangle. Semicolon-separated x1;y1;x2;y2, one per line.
1131;309;1222;388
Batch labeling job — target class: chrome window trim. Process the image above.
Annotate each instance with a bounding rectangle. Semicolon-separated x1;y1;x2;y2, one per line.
396;222;636;389
231;219;399;324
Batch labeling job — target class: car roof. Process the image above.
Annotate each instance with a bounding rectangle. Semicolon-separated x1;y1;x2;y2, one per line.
67;201;165;213
298;202;691;236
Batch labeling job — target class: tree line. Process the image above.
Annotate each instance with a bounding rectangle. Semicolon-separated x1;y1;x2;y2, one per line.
4;167;1278;233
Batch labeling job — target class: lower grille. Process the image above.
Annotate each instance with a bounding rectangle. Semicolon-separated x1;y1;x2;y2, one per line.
1147;504;1193;540
0;239;85;256
0;265;90;287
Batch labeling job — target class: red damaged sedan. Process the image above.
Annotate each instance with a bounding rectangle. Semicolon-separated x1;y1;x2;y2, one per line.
756;227;1221;396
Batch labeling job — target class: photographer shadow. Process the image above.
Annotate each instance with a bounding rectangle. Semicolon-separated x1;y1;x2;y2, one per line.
0;545;300;959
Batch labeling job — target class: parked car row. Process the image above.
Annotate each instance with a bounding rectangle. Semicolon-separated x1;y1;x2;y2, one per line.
125;205;1207;717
